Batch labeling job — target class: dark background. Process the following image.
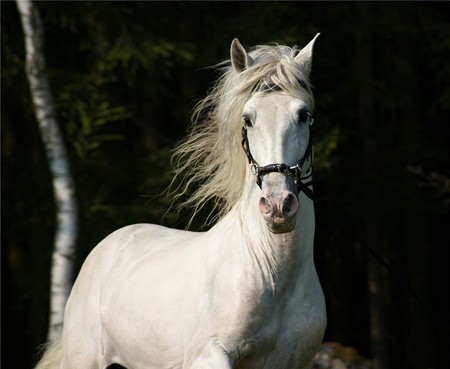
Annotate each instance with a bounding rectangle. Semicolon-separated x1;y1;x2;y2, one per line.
2;2;449;368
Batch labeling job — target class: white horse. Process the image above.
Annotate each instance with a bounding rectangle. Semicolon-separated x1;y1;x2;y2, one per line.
36;35;326;369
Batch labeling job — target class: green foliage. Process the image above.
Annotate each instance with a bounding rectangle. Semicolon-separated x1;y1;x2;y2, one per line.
57;80;130;158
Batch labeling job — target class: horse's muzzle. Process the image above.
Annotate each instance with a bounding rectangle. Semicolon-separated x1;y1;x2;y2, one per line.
259;189;299;234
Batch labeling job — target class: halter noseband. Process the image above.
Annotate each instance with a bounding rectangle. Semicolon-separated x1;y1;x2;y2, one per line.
241;120;315;200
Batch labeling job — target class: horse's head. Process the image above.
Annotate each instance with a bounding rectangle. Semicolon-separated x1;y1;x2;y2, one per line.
231;35;319;234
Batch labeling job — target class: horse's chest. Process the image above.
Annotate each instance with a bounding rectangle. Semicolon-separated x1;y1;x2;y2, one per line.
234;310;324;369
218;287;326;369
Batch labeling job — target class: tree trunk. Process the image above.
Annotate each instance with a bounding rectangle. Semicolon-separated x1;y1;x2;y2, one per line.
354;7;392;368
396;36;437;369
16;0;78;343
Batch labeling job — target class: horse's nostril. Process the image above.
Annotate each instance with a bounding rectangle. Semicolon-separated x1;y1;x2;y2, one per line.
284;194;294;212
282;194;299;217
259;196;272;215
283;197;291;213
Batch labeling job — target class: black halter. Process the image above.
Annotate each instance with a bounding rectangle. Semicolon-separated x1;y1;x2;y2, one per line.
241;123;315;200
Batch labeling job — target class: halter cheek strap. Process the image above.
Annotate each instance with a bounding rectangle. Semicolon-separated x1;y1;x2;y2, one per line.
241;124;315;200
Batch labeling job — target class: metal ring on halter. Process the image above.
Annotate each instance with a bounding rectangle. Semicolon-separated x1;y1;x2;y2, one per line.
250;163;259;175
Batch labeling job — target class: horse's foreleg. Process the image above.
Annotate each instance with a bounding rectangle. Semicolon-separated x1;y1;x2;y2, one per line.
183;342;233;369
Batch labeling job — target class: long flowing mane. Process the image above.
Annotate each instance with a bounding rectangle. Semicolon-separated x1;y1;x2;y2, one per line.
169;42;315;225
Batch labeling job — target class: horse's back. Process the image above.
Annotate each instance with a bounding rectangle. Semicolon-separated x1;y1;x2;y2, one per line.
61;223;199;368
68;223;197;298
66;222;199;314
80;222;198;274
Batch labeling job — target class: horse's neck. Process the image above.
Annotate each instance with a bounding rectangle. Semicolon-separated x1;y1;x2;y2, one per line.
232;184;316;292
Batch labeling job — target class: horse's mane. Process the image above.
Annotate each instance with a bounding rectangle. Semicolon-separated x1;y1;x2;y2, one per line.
169;42;315;226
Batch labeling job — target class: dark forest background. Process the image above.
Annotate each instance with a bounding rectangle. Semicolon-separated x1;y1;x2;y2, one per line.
2;2;450;368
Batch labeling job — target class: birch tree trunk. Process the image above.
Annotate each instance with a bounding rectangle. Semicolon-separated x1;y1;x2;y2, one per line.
16;0;78;343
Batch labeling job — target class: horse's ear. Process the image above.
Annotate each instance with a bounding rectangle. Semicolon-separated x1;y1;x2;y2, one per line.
294;33;320;75
231;38;254;73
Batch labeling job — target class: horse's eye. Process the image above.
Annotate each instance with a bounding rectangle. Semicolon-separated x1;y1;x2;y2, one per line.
243;115;253;127
298;109;313;125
